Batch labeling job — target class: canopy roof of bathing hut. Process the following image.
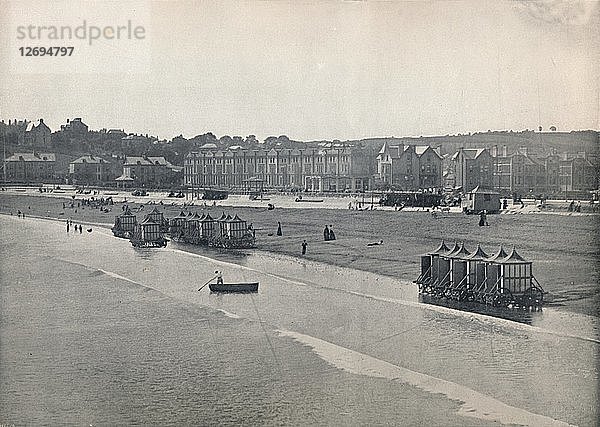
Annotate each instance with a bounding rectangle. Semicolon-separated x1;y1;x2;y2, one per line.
227;214;245;223
450;243;471;259
497;247;530;264
120;207;135;217
464;244;488;261
149;207;162;215
428;240;450;255
486;246;509;262
217;212;228;221
140;217;158;225
444;242;461;257
201;213;215;222
194;212;203;218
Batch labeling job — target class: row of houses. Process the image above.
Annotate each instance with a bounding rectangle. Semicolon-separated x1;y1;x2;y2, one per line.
183;143;376;192
445;147;597;195
2;153;181;187
2;144;598;196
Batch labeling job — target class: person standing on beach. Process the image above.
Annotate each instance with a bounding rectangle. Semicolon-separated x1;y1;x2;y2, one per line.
329;225;336;240
323;225;330;241
66;222;70;233
301;240;307;255
79;225;82;234
277;222;282;236
215;270;223;285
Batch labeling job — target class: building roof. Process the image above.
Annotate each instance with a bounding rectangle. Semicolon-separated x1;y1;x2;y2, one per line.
71;155;109;164
6;152;55;162
124;156;176;168
468;185;500;195
451;148;488;161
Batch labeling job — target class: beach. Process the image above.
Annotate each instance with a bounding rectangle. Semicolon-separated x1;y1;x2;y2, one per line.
1;190;598;317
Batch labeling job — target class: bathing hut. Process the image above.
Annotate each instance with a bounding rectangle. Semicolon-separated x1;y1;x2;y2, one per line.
183;212;204;243
435;241;460;293
491;247;544;308
145;207;167;231
462;245;489;302
446;243;471;299
463;186;501;214
112;207;137;238
482;246;508;303
130;217;167;248
225;214;248;239
416;241;451;294
200;213;216;239
216;212;231;237
168;211;188;237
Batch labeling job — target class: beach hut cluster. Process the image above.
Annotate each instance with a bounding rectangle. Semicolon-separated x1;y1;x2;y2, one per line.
170;210;254;248
113;206;255;249
415;241;544;309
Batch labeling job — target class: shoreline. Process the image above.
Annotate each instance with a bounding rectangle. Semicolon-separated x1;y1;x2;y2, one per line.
1;191;598;319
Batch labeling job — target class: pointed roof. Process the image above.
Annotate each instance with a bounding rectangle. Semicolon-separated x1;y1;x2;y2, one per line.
228;214;244;222
464;244;489;261
194;212;202;218
451;243;471;259
428;240;450;255
149;207;162;215
486;246;508;262
178;210;188;217
444;242;461;257
218;212;228;221
201;213;214;222
498;246;530;264
121;207;134;216
140;217;157;225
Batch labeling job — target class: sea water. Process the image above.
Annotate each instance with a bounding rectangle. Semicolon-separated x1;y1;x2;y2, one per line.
0;215;597;426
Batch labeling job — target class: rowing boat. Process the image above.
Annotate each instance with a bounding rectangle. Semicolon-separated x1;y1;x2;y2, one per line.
209;282;259;293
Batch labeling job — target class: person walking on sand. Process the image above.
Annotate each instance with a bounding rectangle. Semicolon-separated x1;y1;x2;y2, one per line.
328;225;336;240
277;222;282;236
301;240;308;255
323;225;330;241
79;225;82;234
66;222;70;233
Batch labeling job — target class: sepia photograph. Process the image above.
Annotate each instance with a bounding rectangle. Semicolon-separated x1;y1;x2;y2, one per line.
0;0;598;425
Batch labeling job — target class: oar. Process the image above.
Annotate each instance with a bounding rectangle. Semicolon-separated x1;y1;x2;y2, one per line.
198;275;217;291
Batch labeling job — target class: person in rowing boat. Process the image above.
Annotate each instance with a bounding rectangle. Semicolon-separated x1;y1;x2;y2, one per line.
215;270;223;285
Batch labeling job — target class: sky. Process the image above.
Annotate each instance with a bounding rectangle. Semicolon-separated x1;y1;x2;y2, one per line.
1;0;598;141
